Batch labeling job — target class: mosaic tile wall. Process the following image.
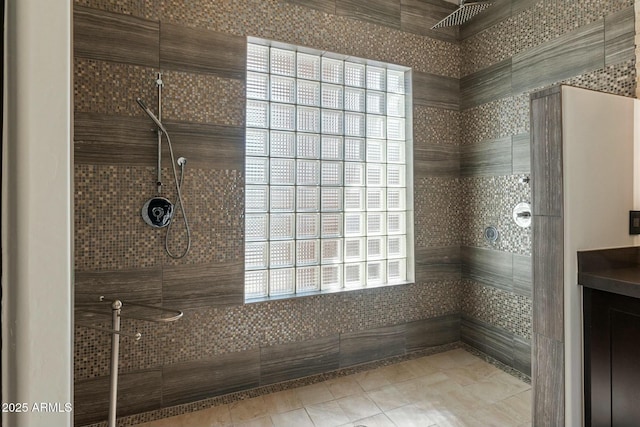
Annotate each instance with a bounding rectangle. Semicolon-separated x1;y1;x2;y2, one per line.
459;0;637;377
73;0;463;424
462;0;634;75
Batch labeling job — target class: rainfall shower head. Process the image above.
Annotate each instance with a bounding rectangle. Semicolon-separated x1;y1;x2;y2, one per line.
431;0;492;29
136;98;168;134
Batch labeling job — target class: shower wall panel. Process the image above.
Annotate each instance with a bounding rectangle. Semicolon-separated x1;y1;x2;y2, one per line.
459;0;636;380
72;0;463;425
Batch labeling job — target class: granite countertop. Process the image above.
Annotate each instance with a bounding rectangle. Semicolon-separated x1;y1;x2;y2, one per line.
578;247;640;299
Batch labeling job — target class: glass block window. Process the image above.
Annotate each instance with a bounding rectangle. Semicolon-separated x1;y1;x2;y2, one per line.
245;40;412;300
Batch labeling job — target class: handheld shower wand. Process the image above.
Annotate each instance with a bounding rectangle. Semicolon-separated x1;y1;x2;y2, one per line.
136;98;168;134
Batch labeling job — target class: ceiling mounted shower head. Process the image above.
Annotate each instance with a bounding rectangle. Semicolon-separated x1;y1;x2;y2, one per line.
431;0;493;29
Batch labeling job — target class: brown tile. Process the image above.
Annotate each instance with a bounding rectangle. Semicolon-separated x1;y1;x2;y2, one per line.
75;267;162;305
406;314;460;352
160;22;246;79
160;121;244;171
413;71;460;110
340;324;406;367
336;0;401;30
260;335;340;385
74;5;159;67
74;369;162;425
162;350;261;407
415;246;461;282
162;261;244;309
400;0;458;42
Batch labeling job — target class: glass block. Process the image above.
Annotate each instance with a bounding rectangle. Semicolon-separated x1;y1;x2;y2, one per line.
245;270;268;299
387;258;407;283
344;62;365;87
322;110;344;135
270;48;296;76
366;115;386;139
366;163;385;187
246;129;269;156
270;103;295;131
366;91;385;115
366;66;386;91
247;43;269;73
297;106;321;133
297;80;320;106
321;57;343;84
344;138;366;162
296;240;320;266
344;238;365;261
367;261;386;285
387;235;406;258
270;241;295;268
367;212;386;235
387;69;406;94
269;268;295;295
245;157;269;185
367;237;385;260
246;72;269;100
297;52;321;80
321;265;342;290
367;188;385;211
387;188;406;211
270;131;295;158
296;160;320;185
296;213;320;239
321;187;343;211
344;187;364;211
270;213;294;240
321;136;343;160
270;186;295;212
345;112;365;137
245;214;268;241
344;162;365;186
321;84;343;110
387;212;406;235
386;141;405;163
344;88;365;112
296;186;320;212
296;266;320;293
387;164;406;187
270;158;295;185
366;140;386;163
387;117;405;141
297;133;320;159
246;186;268;212
245;242;269;269
321;239;343;263
321;162;343;186
387;93;405;117
270;75;296;104
321;213;343;237
344;212;365;236
344;263;365;288
246;100;269;128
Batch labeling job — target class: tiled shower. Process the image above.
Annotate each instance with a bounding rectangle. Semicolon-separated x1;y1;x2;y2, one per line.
72;0;637;425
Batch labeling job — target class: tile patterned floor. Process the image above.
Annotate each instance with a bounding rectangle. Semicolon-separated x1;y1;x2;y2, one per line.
134;349;532;427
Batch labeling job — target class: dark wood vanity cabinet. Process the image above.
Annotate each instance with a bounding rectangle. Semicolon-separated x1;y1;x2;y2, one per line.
584;287;640;427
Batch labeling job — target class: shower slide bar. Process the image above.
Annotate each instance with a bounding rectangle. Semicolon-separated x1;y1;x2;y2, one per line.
75;297;183;427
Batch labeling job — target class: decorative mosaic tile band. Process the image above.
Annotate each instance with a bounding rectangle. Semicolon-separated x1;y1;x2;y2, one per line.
74;280;462;380
413;106;461;147
74;59;245;127
414;177;462;248
461;94;529;146
461;280;532;341
74;0;161;21
75;164;243;271
460;175;531;256
562;58;637;98
461;0;634;75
